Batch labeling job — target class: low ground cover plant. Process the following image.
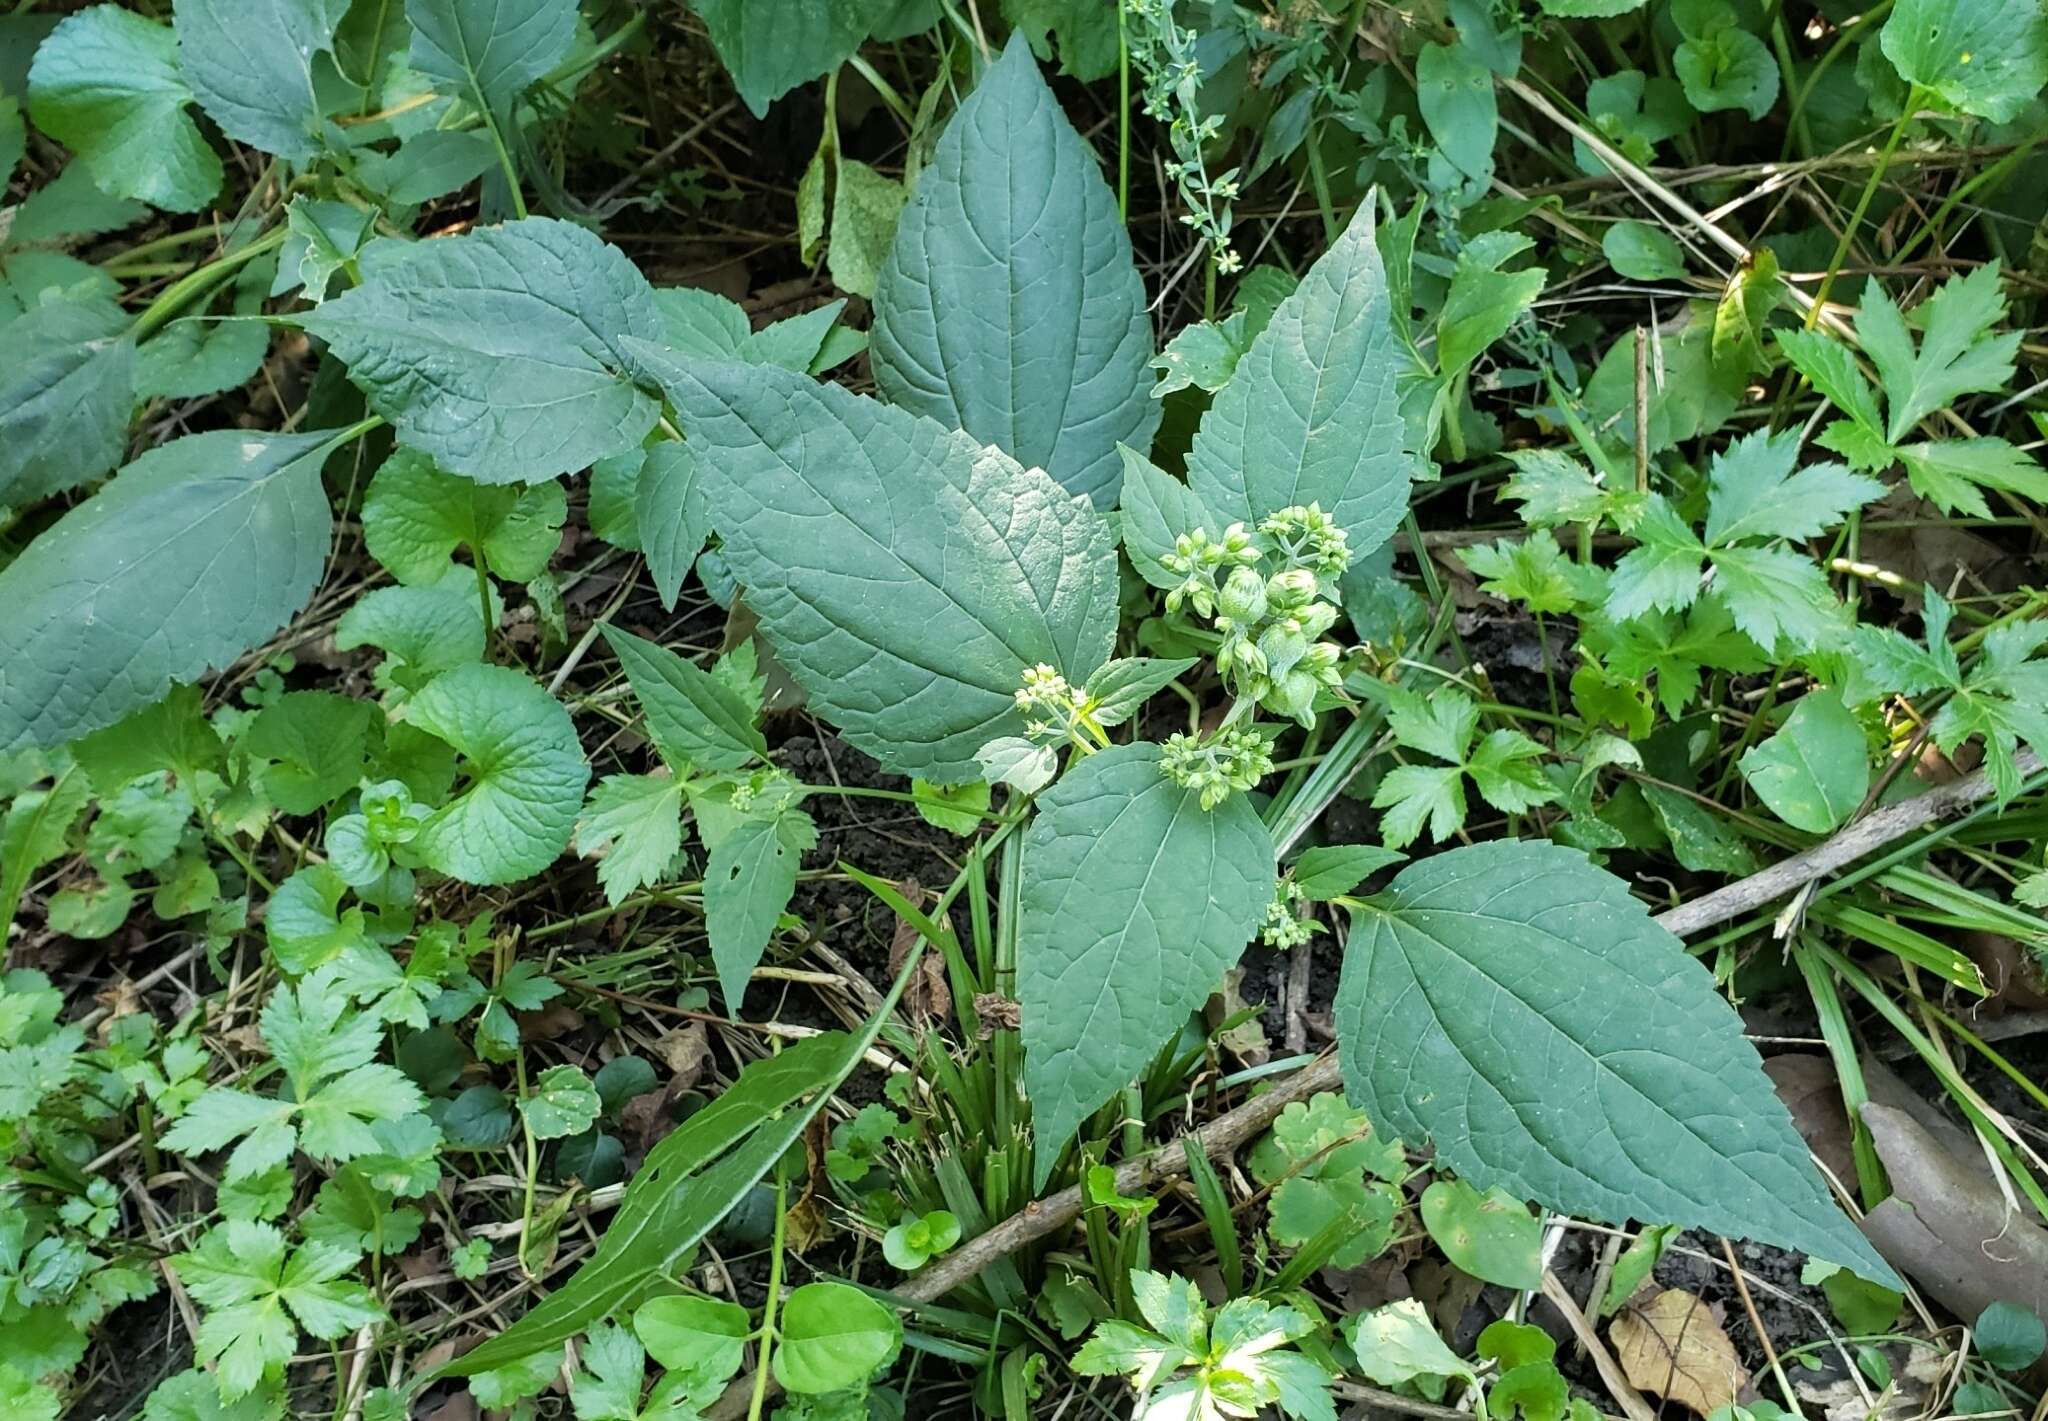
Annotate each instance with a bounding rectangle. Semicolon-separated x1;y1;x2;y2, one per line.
2;0;2046;1418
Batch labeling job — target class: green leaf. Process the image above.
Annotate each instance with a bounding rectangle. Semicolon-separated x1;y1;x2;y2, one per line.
1118;445;1222;593
1420;1179;1542;1289
72;685;224;790
469;1346;566;1411
824;157;904;300
1894;438;2048;519
175;0;348;160
1974;1302;2046;1372
1707;544;1845;654
1739;693;1869;834
1336;840;1901;1288
689;0;885;116
1466;730;1560;814
1859;263;2018;442
336;583;486;688
638;442;711;610
706;806;815;1012
575;774;685;907
1882;0;2048;122
603;628;767;773
871;34;1157;508
362;129;497;205
1347;1300;1477;1388
634;1295;750;1380
0;295;133;504
0;765;91;932
1461;530;1604;615
910;779;992;835
178;1223;383;1398
1384;686;1477;764
1703;431;1882;547
1083;657;1198;727
1289;845;1406;901
438;1030;879;1378
0;429;337;753
1438;233;1546;381
1500;448;1620;529
279;198;378;302
1019;743;1274;1185
398;664;589;885
1186;201;1410;553
1675;25;1779;120
26;6;222;211
405;0;576;119
1777;328;1884;436
135;254;275;400
773;1282;901;1395
1417;41;1497;183
634;351;1119;784
1602;221;1686;280
1004;0;1121;81
245;692;377;816
1371;764;1467;850
304;218;663;481
1642;782;1758;876
362;449;566;584
521;1065;600;1140
568;1322;651;1421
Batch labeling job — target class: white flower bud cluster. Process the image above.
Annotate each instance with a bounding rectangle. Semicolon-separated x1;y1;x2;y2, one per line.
1160;727;1275;810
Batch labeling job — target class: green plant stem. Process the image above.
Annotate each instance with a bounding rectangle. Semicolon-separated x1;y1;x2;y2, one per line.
515;1051;540;1274
482;106;529;220
474;557;496;648
847;55;915;127
130;228;289;342
1780;1;1893;159
1117;0;1131;222
1806;89;1920;326
746;1173;790;1421
98;224;237;271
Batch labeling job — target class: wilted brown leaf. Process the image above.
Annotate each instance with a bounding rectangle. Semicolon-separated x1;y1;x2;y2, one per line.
653;1022;711;1086
1611;1288;1748;1416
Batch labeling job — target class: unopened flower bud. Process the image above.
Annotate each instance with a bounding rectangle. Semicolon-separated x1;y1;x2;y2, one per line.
1266;567;1318;611
1259;623;1308;679
1218;566;1268;622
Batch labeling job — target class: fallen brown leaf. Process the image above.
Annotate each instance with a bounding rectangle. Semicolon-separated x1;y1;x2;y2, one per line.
1611;1288;1749;1415
653;1022;711;1086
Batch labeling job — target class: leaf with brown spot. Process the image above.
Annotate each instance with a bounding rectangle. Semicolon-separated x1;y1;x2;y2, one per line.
1611;1288;1749;1415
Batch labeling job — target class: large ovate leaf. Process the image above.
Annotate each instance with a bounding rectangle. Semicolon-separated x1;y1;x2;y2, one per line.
1185;200;1409;553
26;5;222;211
175;0;349;159
1019;743;1274;1185
688;0;885;117
870;34;1156;508
405;0;577;119
0;430;339;753
303;218;663;481
398;664;589;885
0;296;133;504
439;1029;878;1377
1881;0;2048;123
1335;840;1901;1287
630;350;1120;784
